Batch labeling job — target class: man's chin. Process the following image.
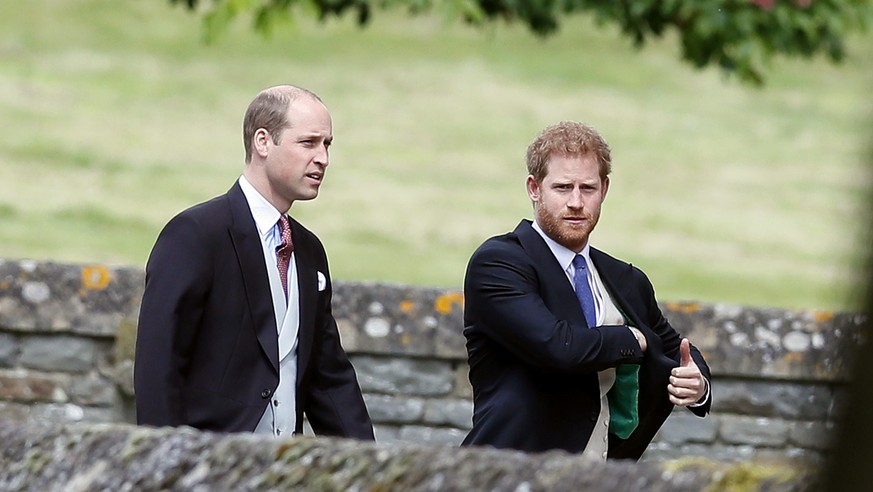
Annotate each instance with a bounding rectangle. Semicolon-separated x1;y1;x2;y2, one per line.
554;233;588;252
295;190;320;201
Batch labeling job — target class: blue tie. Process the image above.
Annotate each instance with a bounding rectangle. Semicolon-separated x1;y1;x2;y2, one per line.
572;255;597;327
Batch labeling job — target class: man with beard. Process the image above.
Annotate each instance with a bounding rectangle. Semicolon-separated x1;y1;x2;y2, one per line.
460;121;711;460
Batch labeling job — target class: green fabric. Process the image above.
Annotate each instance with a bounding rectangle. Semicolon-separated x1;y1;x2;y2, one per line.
608;364;640;439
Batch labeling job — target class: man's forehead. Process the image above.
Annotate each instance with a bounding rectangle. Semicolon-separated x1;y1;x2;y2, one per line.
284;102;331;129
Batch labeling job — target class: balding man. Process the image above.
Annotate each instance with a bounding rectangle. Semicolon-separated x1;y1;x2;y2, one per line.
135;85;374;439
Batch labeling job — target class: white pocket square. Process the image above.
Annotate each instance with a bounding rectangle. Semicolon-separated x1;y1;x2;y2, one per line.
317;271;327;292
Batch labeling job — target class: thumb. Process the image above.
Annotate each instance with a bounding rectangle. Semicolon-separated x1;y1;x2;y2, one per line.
680;338;693;367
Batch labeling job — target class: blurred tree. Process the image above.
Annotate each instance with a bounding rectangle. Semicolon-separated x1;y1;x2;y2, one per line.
169;0;870;85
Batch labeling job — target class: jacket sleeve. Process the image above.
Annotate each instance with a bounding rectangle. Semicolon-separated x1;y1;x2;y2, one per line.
302;258;375;440
134;213;212;426
464;239;643;374
629;266;712;416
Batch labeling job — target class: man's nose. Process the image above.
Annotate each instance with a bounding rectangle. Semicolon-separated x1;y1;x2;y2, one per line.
315;145;329;166
567;190;584;209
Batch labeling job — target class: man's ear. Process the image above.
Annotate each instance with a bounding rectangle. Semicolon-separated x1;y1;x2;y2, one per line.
601;176;610;200
253;128;271;159
526;175;540;202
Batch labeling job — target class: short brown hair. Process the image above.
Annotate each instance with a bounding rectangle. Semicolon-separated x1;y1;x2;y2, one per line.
525;121;612;182
242;85;323;162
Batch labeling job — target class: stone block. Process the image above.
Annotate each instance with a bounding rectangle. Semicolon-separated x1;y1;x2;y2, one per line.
333;282;466;359
643;443;757;463
713;380;833;420
398;425;466;447
20;335;96;373
453;363;473;399
111;318;137;396
789;447;826;464
663;301;864;381
363;394;425;424
352;355;453;396
828;386;850;421
67;372;118;407
372;424;400;442
0;369;69;403
29;403;121;424
654;410;718;445
788;421;835;451
422;398;473;430
756;446;825;465
645;442;816;466
719;415;789;447
0;260;143;336
0;333;18;367
0;400;31;422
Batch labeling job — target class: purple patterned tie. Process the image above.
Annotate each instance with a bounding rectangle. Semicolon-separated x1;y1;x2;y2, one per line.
276;215;293;299
572;255;596;327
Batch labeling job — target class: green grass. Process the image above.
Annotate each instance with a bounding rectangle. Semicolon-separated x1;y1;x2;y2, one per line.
1;0;871;311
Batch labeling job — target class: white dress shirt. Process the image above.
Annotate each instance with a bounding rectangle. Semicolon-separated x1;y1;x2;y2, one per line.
239;175;299;438
532;220;622;461
531;220;709;459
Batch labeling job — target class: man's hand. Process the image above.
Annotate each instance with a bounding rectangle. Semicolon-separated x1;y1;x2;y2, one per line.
628;326;647;353
668;338;707;406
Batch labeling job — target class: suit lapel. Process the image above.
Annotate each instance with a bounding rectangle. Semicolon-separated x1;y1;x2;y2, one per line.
589;248;643;329
226;182;279;373
513;220;588;326
591;246;676;445
290;218;317;377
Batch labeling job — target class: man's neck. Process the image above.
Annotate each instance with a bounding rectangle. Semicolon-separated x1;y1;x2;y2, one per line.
242;166;292;213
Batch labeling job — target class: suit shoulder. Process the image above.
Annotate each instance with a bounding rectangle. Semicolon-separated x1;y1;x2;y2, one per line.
468;231;527;270
173;194;229;223
155;194;230;243
590;247;653;284
590;247;630;268
288;217;321;245
472;231;523;256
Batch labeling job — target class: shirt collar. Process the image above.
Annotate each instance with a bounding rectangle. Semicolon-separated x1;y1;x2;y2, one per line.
238;175;283;239
531;219;591;273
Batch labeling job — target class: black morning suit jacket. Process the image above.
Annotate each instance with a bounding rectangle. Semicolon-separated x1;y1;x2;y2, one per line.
461;220;711;459
134;182;374;439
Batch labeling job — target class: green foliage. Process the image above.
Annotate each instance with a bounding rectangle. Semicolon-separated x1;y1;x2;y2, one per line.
170;0;871;84
586;0;872;85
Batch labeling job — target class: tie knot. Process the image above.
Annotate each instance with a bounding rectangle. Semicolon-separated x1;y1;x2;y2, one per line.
277;215;293;249
278;214;290;232
572;255;587;271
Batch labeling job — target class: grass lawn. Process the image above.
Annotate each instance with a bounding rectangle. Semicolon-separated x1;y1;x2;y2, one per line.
1;0;871;311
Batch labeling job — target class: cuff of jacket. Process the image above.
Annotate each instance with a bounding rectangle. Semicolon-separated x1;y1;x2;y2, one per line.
688;376;710;408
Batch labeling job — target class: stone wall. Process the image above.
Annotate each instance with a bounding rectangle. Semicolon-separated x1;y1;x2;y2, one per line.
0;421;812;491
0;259;865;463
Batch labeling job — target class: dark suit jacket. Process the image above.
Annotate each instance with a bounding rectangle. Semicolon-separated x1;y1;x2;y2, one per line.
461;220;711;459
134;182;374;439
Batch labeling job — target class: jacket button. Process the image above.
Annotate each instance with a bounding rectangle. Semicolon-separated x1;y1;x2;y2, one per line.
261;389;272;399
589;412;598;422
